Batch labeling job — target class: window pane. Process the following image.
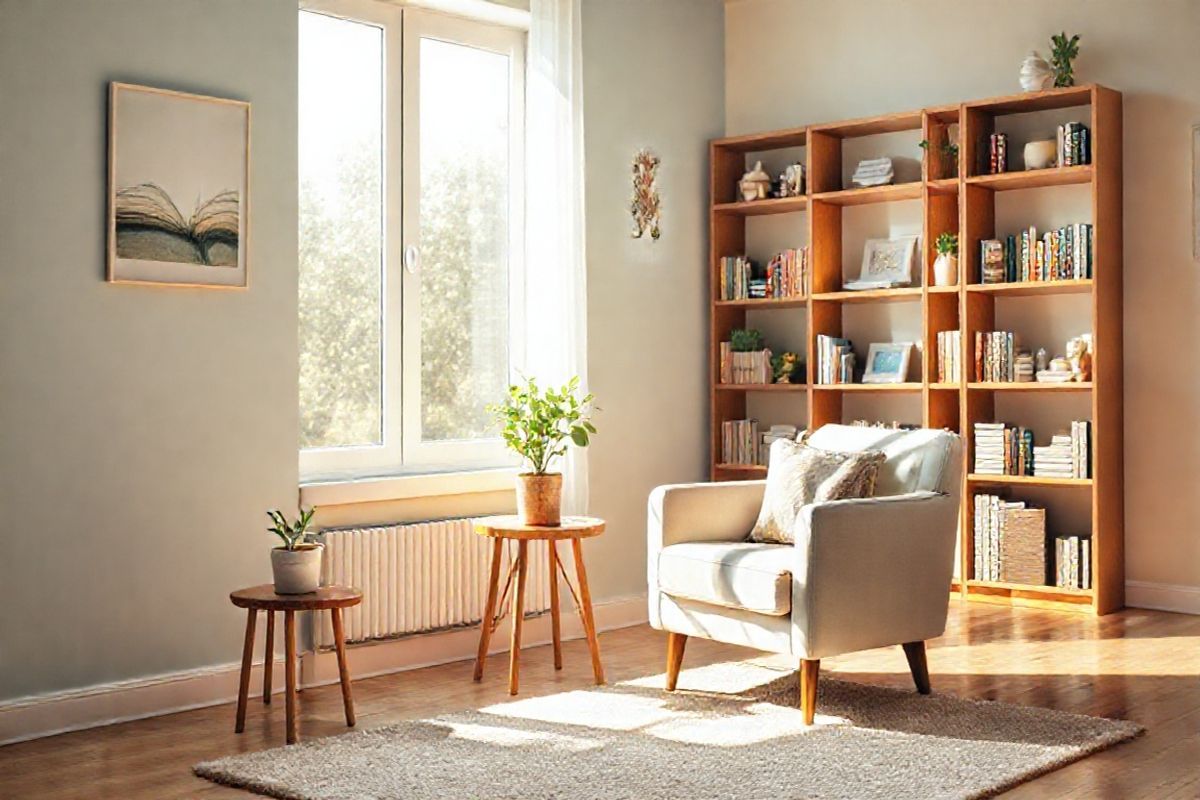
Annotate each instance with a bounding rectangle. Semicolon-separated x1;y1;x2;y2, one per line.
298;12;383;449
419;38;511;442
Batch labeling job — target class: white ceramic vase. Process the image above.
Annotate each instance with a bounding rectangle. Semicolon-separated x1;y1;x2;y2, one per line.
1019;52;1053;92
271;544;323;594
1024;139;1057;170
933;253;958;287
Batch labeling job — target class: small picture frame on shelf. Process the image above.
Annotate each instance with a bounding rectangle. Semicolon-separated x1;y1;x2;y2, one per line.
863;342;914;384
846;236;918;290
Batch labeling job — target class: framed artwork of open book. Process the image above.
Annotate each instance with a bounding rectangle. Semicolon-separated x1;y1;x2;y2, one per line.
107;83;250;288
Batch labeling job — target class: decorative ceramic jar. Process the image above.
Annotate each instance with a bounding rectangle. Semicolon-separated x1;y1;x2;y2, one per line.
933;253;959;287
1024;139;1057;170
517;472;562;526
1019;52;1053;92
738;161;771;202
271;543;323;595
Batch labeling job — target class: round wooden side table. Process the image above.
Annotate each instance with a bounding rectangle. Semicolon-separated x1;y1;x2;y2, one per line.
472;515;606;695
229;584;362;744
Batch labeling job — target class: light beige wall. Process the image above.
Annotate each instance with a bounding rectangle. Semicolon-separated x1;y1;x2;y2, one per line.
581;0;725;600
725;0;1200;593
0;0;298;700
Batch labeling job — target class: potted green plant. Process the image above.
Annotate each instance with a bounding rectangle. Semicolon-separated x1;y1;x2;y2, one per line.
488;376;596;526
266;508;321;594
933;232;959;287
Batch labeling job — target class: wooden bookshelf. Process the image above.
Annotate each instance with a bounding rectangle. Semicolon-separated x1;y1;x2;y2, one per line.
709;84;1123;615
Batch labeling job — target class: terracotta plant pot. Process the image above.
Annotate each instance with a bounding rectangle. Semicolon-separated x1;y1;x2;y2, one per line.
517;473;562;526
271;543;323;594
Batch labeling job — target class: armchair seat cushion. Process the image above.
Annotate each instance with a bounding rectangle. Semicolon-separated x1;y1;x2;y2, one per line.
657;541;792;616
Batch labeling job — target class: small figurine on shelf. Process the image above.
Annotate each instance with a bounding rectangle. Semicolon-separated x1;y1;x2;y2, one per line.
771;351;803;384
774;162;805;198
738;161;771;202
1067;335;1093;381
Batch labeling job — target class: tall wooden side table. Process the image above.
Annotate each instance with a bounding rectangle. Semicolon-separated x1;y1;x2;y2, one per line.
473;515;606;695
229;584;362;744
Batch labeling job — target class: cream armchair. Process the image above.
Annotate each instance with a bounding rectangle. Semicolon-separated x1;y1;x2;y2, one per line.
647;424;962;724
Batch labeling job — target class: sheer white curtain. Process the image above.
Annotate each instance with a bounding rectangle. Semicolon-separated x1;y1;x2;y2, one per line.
523;0;588;514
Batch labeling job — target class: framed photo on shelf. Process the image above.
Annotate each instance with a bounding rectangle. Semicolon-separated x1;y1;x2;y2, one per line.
846;236;918;290
862;342;913;384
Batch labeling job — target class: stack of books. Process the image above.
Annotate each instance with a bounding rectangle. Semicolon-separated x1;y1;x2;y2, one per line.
973;493;1030;581
1057;122;1090;167
978;224;1093;284
936;330;962;382
1032;421;1090;479
719;342;772;385
988;132;1008;174
1054;534;1091;589
719;256;753;300
721;419;759;466
760;424;799;465
973;422;1033;475
816;335;854;384
974;331;1018;382
763;248;809;299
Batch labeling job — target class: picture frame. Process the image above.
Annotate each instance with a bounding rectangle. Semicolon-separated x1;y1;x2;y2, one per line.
107;82;251;288
848;235;918;290
863;342;914;384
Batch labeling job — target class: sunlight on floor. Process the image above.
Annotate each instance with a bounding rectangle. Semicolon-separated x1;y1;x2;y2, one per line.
444;721;603;752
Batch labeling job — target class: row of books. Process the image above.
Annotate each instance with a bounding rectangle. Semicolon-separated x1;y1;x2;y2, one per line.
721;419;760;466
936;330;962;383
816;335;855;384
719;248;809;301
1054;534;1092;590
1032;421;1091;479
980;224;1093;284
719;342;772;385
975;330;1017;382
973;494;1044;582
974;423;1034;476
987;132;1009;174
1057;122;1091;167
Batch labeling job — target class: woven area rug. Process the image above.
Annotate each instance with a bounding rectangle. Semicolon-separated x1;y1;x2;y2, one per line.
195;660;1142;800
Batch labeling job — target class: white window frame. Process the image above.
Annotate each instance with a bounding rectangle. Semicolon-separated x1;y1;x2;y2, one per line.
298;0;525;482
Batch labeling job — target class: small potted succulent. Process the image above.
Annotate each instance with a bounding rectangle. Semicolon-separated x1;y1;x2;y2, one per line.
266;508;321;594
488;376;596;526
933;232;959;287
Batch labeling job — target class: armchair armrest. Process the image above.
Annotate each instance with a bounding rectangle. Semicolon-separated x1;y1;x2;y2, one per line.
791;491;959;660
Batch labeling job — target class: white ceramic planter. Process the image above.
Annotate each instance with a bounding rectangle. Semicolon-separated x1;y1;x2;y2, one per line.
271;544;323;594
1024;139;1057;170
933;253;958;287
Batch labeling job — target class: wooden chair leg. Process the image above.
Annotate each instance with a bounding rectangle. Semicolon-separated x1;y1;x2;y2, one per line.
235;609;256;733
285;610;298;744
548;541;563;670
473;538;505;682
262;610;274;705
665;633;687;691
902;640;931;695
330;608;356;727
571;538;605;685
799;659;819;725
508;540;529;695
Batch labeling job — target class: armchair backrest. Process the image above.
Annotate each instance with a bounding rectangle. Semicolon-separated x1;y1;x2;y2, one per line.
804;424;961;497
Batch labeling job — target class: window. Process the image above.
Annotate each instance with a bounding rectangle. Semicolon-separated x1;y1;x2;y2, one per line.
299;3;525;480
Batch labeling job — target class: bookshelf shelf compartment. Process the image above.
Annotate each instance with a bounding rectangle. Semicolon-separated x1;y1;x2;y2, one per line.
812;287;923;304
967;474;1093;488
715;383;807;392
968;382;1092;392
813;182;922;207
714;297;808;309
966;279;1092;297
812;383;923;393
713;195;809;217
965;165;1092;191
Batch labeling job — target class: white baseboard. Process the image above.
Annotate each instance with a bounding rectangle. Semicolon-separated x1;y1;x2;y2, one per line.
1125;580;1200;615
0;594;648;747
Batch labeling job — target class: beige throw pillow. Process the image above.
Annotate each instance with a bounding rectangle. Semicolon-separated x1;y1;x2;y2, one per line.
748;439;885;544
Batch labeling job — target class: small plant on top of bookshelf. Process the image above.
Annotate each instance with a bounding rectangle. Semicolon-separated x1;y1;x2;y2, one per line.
933;232;959;287
979;223;1092;284
1049;32;1081;88
720;328;772;385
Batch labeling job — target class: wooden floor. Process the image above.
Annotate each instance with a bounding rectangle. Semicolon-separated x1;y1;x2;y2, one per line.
2;601;1198;799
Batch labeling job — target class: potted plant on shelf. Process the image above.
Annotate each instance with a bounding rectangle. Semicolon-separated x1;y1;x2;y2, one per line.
489;376;597;527
266;508;321;594
933;232;959;287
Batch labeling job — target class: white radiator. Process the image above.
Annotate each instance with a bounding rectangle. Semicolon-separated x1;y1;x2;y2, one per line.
315;519;553;648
